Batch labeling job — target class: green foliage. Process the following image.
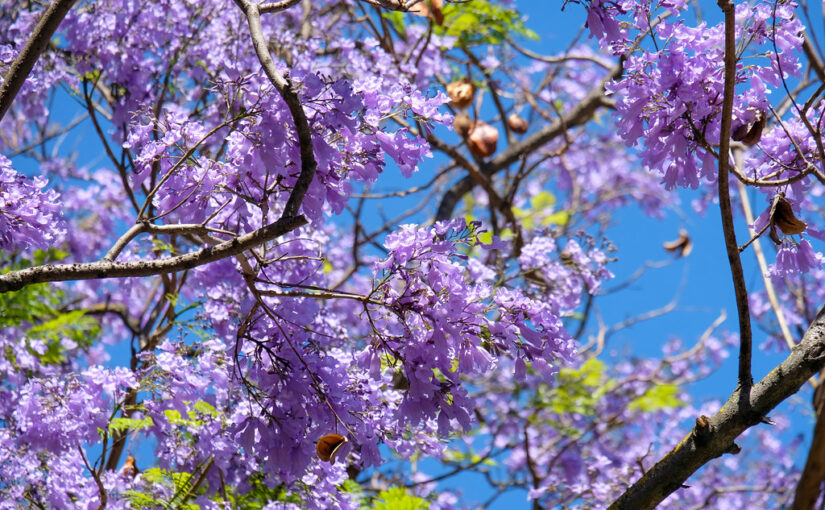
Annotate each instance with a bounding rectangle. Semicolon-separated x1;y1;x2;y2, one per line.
628;383;684;412
382;0;536;48
108;416;155;434
224;475;297;509
368;487;429;510
383;11;407;36
534;358;615;436
512;191;570;230
444;448;497;467
0;249;98;364
125;457;214;510
0;249;66;327
438;0;537;47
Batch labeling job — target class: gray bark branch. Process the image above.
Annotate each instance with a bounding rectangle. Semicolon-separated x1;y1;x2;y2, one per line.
0;216;307;292
609;305;825;509
0;0;78;122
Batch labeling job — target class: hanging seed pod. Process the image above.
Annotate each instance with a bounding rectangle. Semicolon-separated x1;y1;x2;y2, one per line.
391;369;410;390
770;194;807;244
467;121;498;158
446;78;476;110
732;109;766;147
507;113;528;135
410;0;443;25
316;433;348;463
453;112;473;137
662;228;693;257
119;456;139;478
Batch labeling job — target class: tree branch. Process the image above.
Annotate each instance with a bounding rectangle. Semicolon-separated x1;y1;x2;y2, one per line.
434;64;619;221
793;395;825;509
0;215;306;293
0;0;78;123
235;0;317;219
609;304;825;509
716;0;753;389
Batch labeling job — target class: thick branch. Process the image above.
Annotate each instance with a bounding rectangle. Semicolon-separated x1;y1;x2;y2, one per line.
236;0;317;219
609;305;825;509
0;0;78;122
716;0;753;388
0;215;306;293
803;33;825;85
793;398;825;509
358;0;417;11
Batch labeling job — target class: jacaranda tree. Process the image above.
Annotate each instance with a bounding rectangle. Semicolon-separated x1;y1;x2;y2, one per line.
2;0;825;507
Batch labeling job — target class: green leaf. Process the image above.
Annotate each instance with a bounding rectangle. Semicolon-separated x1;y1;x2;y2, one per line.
164;409;190;426
369;487;428;510
541;210;570;226
530;191;557;211
628;383;685;412
193;400;219;418
477;230;493;245
109;416;155;434
382;11;407;35
437;0;537;47
544;359;614;421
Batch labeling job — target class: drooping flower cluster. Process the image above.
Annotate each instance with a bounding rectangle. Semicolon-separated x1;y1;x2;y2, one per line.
608;1;803;190
0;155;63;251
365;220;584;433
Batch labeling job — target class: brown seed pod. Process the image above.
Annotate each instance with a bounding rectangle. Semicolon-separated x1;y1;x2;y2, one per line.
453;112;473;138
731;109;766;146
316;433;348;463
391;369;410;390
770;194;807;240
507;113;528;135
409;0;443;25
446;79;476;110
119;456;139;478
662;228;693;257
467;121;498;158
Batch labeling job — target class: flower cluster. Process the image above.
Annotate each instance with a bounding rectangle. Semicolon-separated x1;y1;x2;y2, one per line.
608;2;803;190
0;155;63;252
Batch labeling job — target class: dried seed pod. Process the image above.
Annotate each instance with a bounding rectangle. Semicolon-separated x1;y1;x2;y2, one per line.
446;78;476;110
119;456;139;478
453;112;473;137
316;433;348;463
391;369;410;390
772;195;807;236
467;121;498;158
409;0;443;25
507;113;528;135
731;109;766;146
662;228;693;257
